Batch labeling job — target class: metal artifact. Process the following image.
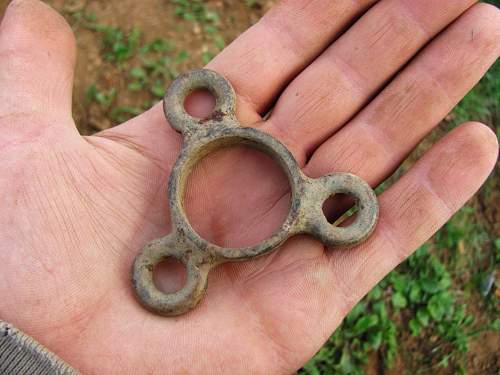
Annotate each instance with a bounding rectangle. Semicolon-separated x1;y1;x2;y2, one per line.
132;69;379;316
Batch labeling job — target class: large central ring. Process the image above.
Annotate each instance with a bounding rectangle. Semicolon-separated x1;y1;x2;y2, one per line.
132;69;379;316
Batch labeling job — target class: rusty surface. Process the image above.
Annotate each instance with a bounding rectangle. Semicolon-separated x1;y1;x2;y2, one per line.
132;69;379;316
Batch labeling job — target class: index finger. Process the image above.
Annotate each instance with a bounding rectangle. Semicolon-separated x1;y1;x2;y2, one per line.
207;0;378;121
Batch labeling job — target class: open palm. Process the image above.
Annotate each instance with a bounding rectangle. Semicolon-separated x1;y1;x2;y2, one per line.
1;0;499;373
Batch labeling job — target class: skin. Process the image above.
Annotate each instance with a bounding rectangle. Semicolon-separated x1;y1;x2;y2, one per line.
0;0;498;373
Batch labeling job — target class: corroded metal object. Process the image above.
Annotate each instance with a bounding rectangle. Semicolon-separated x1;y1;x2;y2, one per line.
132;69;379;316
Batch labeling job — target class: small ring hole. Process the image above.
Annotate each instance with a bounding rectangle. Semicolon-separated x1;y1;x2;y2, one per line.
184;88;216;119
153;257;187;294
322;193;358;227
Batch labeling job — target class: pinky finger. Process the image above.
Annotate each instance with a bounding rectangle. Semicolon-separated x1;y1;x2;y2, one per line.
328;122;498;313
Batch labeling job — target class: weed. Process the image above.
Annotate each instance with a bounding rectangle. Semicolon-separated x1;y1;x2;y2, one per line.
86;85;117;110
110;106;143;123
82;9;194;125
171;0;219;24
132;42;191;99
245;0;261;8
170;0;226;63
69;9;97;26
70;5;142;64
93;25;142;63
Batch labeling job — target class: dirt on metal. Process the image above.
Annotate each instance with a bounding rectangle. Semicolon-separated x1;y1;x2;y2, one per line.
132;69;379;316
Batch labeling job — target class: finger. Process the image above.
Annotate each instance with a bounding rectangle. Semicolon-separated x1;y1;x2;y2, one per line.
326;122;498;317
306;3;500;192
107;0;379;155
207;0;378;121
264;0;477;163
0;0;76;123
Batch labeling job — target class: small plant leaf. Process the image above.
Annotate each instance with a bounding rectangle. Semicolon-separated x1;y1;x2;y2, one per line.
353;315;379;335
392;293;407;309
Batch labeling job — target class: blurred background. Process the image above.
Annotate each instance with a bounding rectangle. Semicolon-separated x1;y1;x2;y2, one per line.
0;0;498;373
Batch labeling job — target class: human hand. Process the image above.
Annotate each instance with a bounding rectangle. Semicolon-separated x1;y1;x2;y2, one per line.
0;0;498;373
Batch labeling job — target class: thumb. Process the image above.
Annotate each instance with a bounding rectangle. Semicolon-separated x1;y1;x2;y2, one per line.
0;0;76;126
